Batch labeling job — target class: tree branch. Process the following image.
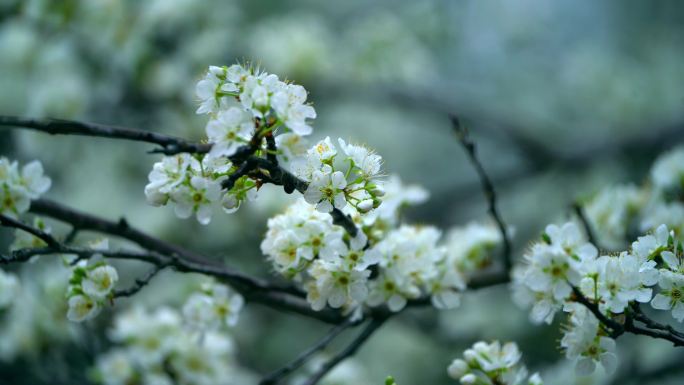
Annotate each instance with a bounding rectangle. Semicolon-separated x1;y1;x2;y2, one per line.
1;115;359;237
1;203;348;324
260;317;360;385
301;316;388;385
0;214;59;248
0;116;211;155
572;202;598;247
113;265;165;298
571;285;684;346
450;115;513;272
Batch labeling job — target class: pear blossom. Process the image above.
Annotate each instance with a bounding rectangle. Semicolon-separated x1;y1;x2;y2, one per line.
17;160;51;199
304;168;347;213
195;65;231;115
651;270;684;321
631;224;671;261
211;284;245;327
306;259;371;310
561;303;617;375
205;107;254;158
521;243;578;301
144;153;200;206
337;138;382;181
0;157;51;217
170;176;221;225
67;294;101;322
271;83;316;135
82;265;119;299
594;252;656;313
449;340;543;385
182;293;220;331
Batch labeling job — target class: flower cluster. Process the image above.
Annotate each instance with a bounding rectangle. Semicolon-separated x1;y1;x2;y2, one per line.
582;145;684;249
261;177;501;313
296;137;384;213
0;157;51;218
0;268;19;310
513;220;684;375
145;64;387;224
66;240;119;322
92;304;252;385
182;281;245;331
447;340;542;385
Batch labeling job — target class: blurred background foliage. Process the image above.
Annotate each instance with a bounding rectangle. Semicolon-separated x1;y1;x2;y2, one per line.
1;0;684;384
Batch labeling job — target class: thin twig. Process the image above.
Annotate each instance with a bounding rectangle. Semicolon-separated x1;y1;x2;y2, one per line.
632;304;684;339
113;265;165;298
260;318;359;385
302;316;388;385
572;202;598;247
450;115;512;272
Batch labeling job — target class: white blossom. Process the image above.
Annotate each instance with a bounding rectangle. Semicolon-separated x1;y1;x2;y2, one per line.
82;265;119;299
560;303;617;376
450;340;543;385
304;168;347;213
205;107;254;158
651;270;684;322
271;83;316;136
144;153;200;206
171;176;221;225
67;294;101;322
0;157;51;217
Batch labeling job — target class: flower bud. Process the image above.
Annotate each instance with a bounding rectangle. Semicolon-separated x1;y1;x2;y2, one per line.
463;349;477;363
447;359;469;379
460;373;477;385
357;200;374;213
371;185;385;197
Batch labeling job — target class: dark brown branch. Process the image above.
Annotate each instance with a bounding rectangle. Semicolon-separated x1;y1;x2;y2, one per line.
113;265;165;298
0;214;59;248
571;285;684;346
2;115;358;237
631;304;684;339
0;200;349;324
302;316;388;385
30;198;208;264
572;202;598;247
0;116;211;155
450;115;513;272
570;285;624;336
265;131;278;165
260;318;359;385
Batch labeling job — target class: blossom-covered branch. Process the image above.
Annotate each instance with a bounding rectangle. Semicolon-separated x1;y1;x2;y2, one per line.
451;115;513;272
0;115;212;155
0;212;346;324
